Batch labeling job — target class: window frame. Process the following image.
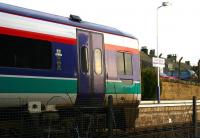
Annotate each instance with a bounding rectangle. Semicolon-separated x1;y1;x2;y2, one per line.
94;48;103;75
117;51;133;75
80;46;89;73
124;53;133;75
0;34;52;70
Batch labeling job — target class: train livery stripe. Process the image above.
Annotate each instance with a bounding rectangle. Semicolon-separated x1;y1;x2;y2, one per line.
0;75;141;94
0;12;139;52
0;26;76;45
105;44;139;54
0;26;138;53
106;81;141;94
0;75;77;93
0;12;76;39
0;74;77;80
104;33;139;49
0;12;139;51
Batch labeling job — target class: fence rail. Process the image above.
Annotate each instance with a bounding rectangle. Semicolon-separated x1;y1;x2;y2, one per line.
0;96;198;138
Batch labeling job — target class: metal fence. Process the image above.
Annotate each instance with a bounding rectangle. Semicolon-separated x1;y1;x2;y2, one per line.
0;96;198;138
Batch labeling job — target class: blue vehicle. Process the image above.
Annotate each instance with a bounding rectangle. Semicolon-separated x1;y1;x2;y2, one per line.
166;70;196;80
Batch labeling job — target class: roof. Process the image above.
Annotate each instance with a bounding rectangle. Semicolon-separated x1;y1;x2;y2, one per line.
0;3;137;39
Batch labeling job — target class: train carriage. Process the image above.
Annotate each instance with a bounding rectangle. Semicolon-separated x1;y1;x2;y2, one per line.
0;3;141;109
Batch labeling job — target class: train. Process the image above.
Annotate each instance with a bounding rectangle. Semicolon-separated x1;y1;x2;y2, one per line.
0;3;141;136
0;3;141;108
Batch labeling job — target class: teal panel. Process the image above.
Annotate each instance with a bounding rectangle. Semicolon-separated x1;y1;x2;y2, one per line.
0;76;77;93
106;81;141;94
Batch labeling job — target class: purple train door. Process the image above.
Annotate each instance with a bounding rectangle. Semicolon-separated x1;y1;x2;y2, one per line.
77;30;105;106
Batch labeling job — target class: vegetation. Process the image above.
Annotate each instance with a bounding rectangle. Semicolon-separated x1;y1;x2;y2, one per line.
141;67;158;100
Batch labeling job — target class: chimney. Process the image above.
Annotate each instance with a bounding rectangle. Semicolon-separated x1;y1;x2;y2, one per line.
149;49;155;57
167;54;177;62
141;46;148;55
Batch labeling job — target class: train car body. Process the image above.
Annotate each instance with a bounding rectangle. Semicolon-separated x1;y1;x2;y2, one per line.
0;3;141;108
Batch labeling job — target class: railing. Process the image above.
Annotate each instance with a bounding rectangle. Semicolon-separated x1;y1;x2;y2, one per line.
0;97;198;137
140;100;200;107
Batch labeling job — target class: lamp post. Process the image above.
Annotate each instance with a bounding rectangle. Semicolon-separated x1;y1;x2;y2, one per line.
156;2;171;103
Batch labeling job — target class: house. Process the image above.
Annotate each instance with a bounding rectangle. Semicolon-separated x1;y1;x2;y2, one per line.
140;47;197;81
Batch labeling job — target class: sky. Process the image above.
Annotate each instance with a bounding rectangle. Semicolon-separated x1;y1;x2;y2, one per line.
0;0;199;65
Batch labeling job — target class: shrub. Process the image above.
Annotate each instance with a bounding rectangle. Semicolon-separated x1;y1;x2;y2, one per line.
141;67;158;100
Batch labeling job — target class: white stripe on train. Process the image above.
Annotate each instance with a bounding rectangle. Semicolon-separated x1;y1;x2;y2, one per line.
0;12;76;39
0;11;138;49
0;74;77;80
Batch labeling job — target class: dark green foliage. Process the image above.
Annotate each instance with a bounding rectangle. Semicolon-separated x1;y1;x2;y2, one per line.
141;67;157;100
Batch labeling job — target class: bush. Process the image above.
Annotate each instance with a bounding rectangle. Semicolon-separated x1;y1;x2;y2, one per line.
141;67;158;100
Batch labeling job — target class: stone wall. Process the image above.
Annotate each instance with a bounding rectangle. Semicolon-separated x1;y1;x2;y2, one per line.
135;105;194;128
134;80;200;130
161;79;200;100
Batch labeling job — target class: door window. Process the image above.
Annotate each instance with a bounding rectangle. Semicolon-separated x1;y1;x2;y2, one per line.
81;46;89;73
94;48;102;75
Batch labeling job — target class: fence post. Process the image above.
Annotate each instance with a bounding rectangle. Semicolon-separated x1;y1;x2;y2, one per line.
108;95;113;138
193;96;197;138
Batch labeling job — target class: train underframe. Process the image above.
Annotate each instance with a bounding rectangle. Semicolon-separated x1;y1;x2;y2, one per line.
0;100;139;138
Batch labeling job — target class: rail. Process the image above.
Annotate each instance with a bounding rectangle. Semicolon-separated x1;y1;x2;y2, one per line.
139;100;200;107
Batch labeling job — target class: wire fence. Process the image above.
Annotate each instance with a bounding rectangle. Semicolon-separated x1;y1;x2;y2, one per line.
0;96;198;138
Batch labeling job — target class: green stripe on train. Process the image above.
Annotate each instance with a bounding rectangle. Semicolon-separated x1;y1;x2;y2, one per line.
106;81;141;94
0;76;77;93
0;76;141;94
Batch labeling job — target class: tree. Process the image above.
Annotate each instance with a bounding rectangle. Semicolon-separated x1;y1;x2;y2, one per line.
141;67;157;100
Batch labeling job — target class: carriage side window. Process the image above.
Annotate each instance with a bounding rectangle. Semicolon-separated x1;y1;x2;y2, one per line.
81;46;89;73
117;52;125;75
117;52;132;75
125;53;132;75
0;34;52;69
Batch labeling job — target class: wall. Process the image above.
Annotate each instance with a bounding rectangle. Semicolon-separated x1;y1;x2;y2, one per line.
135;105;194;128
161;79;200;100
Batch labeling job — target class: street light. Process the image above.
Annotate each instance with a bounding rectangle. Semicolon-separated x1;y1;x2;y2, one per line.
156;1;171;104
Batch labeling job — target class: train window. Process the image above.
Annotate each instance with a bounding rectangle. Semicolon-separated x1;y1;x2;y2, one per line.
0;34;52;69
81;46;89;73
117;52;125;74
125;53;132;75
117;52;132;75
94;49;102;75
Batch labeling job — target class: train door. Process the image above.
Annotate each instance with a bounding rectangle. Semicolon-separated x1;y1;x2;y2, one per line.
77;30;105;105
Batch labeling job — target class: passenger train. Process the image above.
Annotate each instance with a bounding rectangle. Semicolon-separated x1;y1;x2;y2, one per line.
0;3;141;109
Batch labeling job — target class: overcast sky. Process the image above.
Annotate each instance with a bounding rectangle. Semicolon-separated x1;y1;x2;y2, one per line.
0;0;199;65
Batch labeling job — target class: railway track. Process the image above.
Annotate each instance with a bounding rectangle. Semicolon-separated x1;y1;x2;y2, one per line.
139;100;200;107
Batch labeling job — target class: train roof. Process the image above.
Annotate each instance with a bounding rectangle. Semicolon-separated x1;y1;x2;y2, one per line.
0;3;137;39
